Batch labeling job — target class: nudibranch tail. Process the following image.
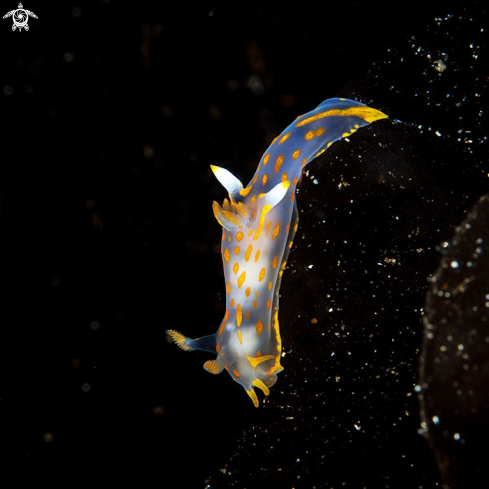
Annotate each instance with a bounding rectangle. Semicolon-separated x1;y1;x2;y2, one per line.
313;99;388;124
167;97;388;407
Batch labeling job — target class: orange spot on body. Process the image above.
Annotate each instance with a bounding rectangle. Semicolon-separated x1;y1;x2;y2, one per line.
245;245;253;262
278;133;291;144
253;300;257;309
262;174;268;186
274;155;284;173
216;342;221;353
305;131;314;140
224;248;230;263
292;149;300;159
254;250;261;262
234;246;240;255
267;299;271;309
231;298;235;307
315;127;326;136
268;281;273;290
236;232;244;241
301;157;308;167
293;177;298;186
281;172;288;182
246;287;251;297
246;310;250;320
251;195;257;204
256;320;263;335
233;263;239;274
226;282;230;295
233;369;241;377
237;329;242;345
236;304;242;327
263;153;270;165
259;268;266;282
272;256;278;268
218;310;229;336
238;271;246;288
272;221;280;240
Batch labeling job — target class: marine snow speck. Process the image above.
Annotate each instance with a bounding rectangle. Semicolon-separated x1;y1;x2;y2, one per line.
167;98;388;407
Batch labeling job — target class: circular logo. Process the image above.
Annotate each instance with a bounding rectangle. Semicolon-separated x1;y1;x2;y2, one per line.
12;8;28;30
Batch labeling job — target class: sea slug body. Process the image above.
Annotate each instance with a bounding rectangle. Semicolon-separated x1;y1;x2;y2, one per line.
167;98;387;406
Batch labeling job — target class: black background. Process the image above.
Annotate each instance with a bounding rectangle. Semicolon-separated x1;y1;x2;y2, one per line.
2;1;488;487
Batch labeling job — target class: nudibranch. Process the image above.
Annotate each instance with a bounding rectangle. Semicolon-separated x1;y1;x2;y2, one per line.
167;98;387;407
